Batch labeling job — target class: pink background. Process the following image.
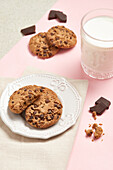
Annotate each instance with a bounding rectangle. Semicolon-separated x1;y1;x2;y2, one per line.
1;0;113;169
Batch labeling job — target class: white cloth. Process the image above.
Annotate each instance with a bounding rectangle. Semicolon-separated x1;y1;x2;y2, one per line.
0;67;88;170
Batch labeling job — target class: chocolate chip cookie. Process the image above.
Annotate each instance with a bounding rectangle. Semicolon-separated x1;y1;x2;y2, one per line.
29;32;59;59
25;86;63;129
9;85;40;114
46;26;77;48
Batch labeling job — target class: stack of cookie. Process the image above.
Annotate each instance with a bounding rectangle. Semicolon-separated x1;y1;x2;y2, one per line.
9;85;63;129
29;25;77;59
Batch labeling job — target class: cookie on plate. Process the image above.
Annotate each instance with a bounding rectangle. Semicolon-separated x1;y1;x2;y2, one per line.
46;25;77;48
9;85;40;114
25;86;63;129
29;32;59;59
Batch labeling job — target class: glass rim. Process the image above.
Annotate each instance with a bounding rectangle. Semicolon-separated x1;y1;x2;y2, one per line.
81;8;113;42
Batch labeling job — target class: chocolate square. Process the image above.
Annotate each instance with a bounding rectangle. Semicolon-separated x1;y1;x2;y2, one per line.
48;10;67;23
90;103;107;115
95;97;111;109
48;10;57;20
21;25;36;36
56;12;67;22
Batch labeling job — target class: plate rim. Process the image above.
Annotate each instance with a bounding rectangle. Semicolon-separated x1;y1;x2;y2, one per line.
0;73;81;139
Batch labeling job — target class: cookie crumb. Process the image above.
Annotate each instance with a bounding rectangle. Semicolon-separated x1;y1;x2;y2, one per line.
94;126;103;139
101;139;103;141
89;124;91;127
92;139;94;142
92;123;98;129
99;123;103;126
85;129;93;137
92;111;97;120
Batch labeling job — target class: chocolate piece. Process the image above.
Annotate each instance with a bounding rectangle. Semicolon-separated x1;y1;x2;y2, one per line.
45;98;50;103
21;25;35;36
56;12;67;23
48;10;67;23
48;109;52;114
48;10;57;20
95;97;111;109
90;103;107;115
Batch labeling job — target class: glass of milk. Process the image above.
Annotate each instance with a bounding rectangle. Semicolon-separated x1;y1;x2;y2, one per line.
81;9;113;79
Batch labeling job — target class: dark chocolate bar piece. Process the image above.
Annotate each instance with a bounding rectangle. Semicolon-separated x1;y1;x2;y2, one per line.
48;10;57;20
90;103;107;115
21;25;36;36
56;12;67;22
48;10;67;23
95;97;111;109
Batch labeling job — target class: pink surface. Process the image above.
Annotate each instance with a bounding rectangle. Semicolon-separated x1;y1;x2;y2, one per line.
1;0;113;169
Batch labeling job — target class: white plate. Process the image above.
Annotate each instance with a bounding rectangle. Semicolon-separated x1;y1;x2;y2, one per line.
0;74;81;139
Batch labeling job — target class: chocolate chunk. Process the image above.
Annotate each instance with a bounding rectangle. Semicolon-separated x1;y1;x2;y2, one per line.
45;98;50;103
39;114;44;120
32;122;37;125
41;86;45;89
21;25;35;36
12;101;14;103
50;33;54;36
28;90;32;93
56;12;67;23
34;89;38;93
57;115;59;119
64;41;68;44
43;53;47;57
28;119;32;123
47;115;51;121
95;97;111;109
48;10;57;20
56;37;59;40
54;103;58;107
30;115;33;119
54;103;62;109
35;116;38;120
48;10;67;23
28;94;32;98
42;35;46;38
33;111;37;115
48;109;52;114
34;104;38;108
90;103;107;115
37;109;40;113
42;46;47;49
50;115;54;120
40;89;43;92
43;50;47;53
49;53;52;57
